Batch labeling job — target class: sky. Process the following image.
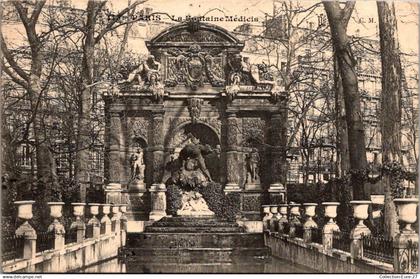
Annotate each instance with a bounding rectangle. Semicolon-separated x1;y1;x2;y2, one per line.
67;0;419;53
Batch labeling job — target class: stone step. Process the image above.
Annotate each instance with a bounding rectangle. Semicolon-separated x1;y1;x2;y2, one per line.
144;226;245;233
126;232;265;249
120;247;271;264
151;221;240;228
123;262;270;273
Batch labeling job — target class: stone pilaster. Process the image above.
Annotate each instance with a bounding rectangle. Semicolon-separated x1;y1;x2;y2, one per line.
225;112;241;192
105;111;123;204
269;112;287;203
149;111;167;221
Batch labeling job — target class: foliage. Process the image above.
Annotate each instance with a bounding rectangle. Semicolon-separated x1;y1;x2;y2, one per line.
199;182;241;221
382;161;415;198
166;184;183;216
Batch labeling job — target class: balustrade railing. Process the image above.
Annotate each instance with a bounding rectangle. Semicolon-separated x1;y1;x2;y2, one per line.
36;231;55;253
311;227;323;245
100;222;106;234
280;223;290;235
332;231;351;253
111;220;117;232
2;231;24;262
86;224;94;239
295;224;304;239
65;228;77;245
362;234;394;264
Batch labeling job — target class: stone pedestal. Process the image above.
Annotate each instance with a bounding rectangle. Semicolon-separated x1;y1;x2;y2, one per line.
349;201;371;259
105;183;122;204
149;183;167;221
124;188;149;231
48;220;65;250
393;198;418;273
16;222;37;260
241;190;263;220
100;204;112;235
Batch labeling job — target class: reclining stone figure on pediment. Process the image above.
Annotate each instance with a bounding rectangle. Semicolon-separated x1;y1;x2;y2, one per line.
225;54;283;101
118;55;164;102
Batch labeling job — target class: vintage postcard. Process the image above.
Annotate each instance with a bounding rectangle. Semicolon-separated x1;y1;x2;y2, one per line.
1;0;418;276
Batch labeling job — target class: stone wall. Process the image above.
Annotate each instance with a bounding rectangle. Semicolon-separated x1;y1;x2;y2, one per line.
3;232;122;273
265;233;393;273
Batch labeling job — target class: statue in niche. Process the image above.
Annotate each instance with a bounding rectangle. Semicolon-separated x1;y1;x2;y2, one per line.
119;55;164;103
130;148;145;182
245;148;261;185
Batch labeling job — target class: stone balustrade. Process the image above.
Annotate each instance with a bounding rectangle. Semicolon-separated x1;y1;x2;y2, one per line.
262;197;419;273
3;200;128;268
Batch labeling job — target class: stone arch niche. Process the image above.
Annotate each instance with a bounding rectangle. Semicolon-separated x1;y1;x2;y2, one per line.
102;21;289;228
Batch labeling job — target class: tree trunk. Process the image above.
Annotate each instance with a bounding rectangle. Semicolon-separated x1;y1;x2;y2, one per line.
377;1;402;238
324;1;368;200
334;55;350;178
75;0;100;202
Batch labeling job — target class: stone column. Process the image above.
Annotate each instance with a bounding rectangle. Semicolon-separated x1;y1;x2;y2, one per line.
225;112;241;192
47;202;65;250
393;198;418;273
269;112;287;203
105;111;123;204
14;201;37;260
149;111;167;221
70;203;86;243
349;201;371;259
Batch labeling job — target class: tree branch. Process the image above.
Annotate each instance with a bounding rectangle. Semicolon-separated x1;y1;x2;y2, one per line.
94;0;147;44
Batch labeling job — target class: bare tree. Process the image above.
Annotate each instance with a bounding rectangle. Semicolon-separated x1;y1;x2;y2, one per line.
323;1;368;200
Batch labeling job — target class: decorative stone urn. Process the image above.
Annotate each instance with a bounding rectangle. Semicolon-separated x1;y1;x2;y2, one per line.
322;202;340;232
350;200;371;236
88;203;100;217
14;201;35;222
47;202;65;220
102;204;111;216
119;204;127;214
303;203;318;229
289;203;301;225
394;198;418;233
71;203;86;220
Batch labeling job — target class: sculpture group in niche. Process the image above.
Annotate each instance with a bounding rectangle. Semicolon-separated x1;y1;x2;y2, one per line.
120;55;164;102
